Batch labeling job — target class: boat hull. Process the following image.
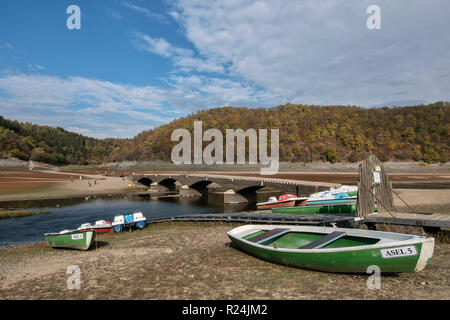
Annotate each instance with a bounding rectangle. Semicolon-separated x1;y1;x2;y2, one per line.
78;227;112;233
272;203;357;214
257;200;296;210
305;198;357;206
45;230;96;250
227;225;434;273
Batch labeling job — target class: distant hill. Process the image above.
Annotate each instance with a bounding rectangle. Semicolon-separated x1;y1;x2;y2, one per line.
0;116;124;165
114;101;449;164
1;101;449;165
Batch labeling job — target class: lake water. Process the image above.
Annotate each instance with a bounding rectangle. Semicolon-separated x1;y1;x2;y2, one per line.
0;196;254;246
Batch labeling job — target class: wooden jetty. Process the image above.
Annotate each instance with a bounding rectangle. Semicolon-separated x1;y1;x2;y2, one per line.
366;211;450;229
147;212;358;228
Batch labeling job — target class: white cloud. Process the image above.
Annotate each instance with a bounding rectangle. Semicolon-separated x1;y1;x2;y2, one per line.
105;8;123;20
132;32;225;74
27;64;45;71
171;0;450;106
134;33;173;57
0;74;179;138
121;1;168;24
0;72;277;138
0;43;13;49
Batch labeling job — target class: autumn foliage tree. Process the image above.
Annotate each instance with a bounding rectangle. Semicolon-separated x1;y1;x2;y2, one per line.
1;101;449;165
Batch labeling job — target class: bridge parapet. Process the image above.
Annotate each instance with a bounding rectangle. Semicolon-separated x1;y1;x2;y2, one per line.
133;173;339;196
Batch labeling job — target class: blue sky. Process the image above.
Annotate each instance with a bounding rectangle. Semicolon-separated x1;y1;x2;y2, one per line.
0;0;449;138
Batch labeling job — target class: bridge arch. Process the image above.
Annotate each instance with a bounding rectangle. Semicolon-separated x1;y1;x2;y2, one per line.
236;185;266;202
190;180;214;193
137;177;153;187
159;178;179;191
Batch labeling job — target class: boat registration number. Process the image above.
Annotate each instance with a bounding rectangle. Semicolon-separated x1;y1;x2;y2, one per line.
71;234;84;240
380;245;417;259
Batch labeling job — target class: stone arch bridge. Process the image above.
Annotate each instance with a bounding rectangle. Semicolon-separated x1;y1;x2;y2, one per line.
131;173;339;204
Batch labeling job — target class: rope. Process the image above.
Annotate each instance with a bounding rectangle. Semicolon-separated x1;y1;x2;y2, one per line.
390;188;417;212
359;181;396;218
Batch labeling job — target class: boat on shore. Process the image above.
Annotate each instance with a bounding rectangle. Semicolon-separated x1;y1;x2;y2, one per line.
272;203;358;214
227;224;434;273
302;186;357;206
44;230;96;250
77;220;112;233
256;194;307;209
304;197;356;206
270;186;359;214
112;212;147;232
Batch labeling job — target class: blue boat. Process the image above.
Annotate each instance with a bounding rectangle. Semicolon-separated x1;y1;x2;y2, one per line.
112;212;147;232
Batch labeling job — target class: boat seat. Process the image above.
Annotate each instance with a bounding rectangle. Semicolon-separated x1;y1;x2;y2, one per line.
248;228;290;244
299;231;347;249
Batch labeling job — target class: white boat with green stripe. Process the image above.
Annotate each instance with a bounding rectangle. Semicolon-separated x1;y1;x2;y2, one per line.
227;225;434;273
45;229;96;250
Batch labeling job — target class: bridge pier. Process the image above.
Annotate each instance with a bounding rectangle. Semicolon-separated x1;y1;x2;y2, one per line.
255;186;283;202
148;182;169;193
179;185;202;197
209;189;248;204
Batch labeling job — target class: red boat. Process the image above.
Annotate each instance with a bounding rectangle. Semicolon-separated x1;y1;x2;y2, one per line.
77;220;112;233
256;194;307;210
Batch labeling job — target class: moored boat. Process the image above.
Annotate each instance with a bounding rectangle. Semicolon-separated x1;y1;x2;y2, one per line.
227;224;434;273
272;203;357;214
45;230;96;250
305;197;357;206
77;220;112;233
303;186;358;206
112;212;147;232
256;194;307;209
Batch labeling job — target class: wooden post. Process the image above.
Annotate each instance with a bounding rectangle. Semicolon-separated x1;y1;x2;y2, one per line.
357;154;395;218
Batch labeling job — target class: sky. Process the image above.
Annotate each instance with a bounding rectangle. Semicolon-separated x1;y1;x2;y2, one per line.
0;0;449;138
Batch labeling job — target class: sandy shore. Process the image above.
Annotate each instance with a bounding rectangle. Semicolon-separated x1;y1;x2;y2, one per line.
0;222;448;300
0;170;144;202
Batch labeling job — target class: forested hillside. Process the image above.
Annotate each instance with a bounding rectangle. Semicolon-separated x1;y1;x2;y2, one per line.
113;101;449;164
0;116;123;164
1;101;449;165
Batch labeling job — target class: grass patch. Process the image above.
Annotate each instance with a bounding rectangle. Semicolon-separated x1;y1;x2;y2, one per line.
59;164;101;171
0;209;50;219
434;230;450;244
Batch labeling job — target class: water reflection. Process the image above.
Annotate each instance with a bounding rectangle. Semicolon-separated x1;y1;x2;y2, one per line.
0;195;256;245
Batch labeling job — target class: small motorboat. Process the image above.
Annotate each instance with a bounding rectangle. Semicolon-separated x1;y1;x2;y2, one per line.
303;186;357;206
77;220;112;233
44;229;96;250
227;224;434;273
112;212;147;232
256;194;307;209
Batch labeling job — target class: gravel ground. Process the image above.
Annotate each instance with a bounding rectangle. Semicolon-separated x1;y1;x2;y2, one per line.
0;222;448;300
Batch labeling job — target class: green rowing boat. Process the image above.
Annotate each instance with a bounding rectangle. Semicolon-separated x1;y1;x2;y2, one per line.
45;230;96;250
272;203;357;214
227;225;434;273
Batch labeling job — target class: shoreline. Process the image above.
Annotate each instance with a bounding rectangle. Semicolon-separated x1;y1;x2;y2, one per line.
0;190;132;203
0;168;449;202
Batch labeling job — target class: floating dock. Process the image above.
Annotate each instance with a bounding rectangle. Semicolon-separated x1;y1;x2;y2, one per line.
365;211;450;230
146;210;450;231
147;212;359;228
